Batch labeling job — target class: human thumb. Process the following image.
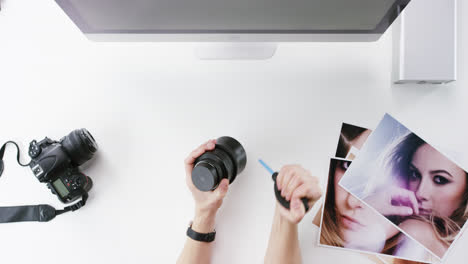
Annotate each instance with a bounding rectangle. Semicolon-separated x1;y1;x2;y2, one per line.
291;198;305;224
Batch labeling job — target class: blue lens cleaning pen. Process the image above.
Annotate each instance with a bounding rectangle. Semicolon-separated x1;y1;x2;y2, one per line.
258;159;309;212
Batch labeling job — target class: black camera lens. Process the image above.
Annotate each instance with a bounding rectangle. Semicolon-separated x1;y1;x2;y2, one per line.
191;136;247;192
62;129;98;166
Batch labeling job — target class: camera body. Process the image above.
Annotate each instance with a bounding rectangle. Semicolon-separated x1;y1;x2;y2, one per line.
28;129;98;203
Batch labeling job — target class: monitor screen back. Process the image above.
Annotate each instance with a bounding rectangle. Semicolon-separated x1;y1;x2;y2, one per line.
56;0;409;33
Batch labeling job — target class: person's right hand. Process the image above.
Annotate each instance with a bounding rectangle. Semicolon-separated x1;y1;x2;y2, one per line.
275;165;323;224
365;186;419;217
185;139;230;227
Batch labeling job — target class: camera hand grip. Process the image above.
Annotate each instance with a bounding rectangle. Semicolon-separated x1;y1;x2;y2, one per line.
272;172;310;212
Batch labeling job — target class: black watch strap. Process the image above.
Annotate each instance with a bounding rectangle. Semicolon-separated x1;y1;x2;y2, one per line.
186;223;216;242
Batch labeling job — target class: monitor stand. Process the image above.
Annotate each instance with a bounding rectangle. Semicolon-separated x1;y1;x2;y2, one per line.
194;43;277;60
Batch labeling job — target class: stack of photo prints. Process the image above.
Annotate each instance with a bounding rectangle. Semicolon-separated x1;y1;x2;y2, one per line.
313;114;468;264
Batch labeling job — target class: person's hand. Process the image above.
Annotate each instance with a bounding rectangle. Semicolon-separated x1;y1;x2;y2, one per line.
275;165;322;224
185;139;229;232
365;186;419;217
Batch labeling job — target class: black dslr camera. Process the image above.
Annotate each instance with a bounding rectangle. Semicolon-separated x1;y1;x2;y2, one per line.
28;129;98;203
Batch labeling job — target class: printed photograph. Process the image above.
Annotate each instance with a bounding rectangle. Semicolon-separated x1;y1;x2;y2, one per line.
319;158;434;263
315;123;437;263
335;123;372;159
339;114;468;260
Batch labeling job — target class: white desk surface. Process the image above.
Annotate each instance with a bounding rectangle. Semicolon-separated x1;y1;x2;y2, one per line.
0;1;467;264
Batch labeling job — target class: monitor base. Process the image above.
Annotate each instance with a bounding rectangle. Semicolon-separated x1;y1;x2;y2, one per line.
194;43;277;60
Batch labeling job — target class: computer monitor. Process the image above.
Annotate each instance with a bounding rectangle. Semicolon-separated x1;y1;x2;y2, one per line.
55;0;411;59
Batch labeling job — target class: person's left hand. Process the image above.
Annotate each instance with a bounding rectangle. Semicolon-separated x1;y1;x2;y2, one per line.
185;139;229;216
185;139;230;232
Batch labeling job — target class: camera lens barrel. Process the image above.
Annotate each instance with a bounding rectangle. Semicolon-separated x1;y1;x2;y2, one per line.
62;129;98;166
191;136;247;192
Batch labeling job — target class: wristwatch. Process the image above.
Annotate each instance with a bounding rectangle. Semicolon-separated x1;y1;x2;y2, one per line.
186;221;216;242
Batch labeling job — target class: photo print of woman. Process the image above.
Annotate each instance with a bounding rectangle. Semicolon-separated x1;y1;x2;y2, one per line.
315;123;438;264
339;114;468;260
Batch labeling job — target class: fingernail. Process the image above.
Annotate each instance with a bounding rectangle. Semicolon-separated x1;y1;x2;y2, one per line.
208;142;214;148
407;208;413;215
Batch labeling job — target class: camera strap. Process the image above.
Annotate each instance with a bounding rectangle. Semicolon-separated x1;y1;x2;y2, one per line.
0;193;88;223
0;141;31;178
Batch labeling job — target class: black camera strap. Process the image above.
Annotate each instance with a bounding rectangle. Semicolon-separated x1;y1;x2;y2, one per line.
0;141;31;178
0;141;88;223
56;193;88;216
0;194;88;223
0;204;57;222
